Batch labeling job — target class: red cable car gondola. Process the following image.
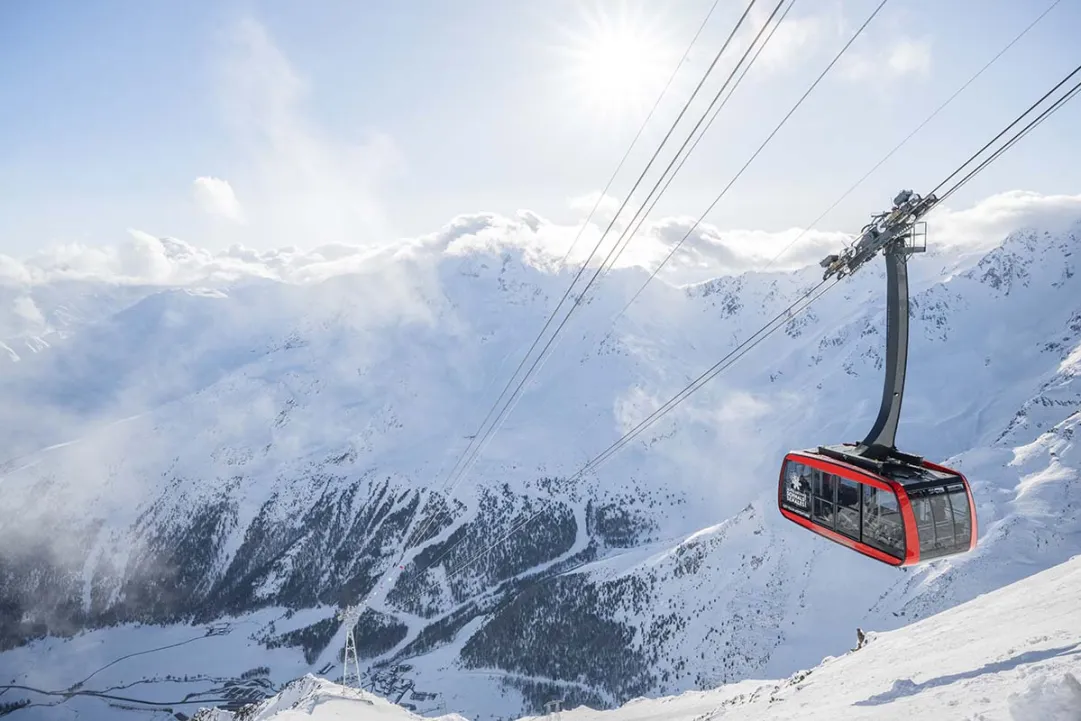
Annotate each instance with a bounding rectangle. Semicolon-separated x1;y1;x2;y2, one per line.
777;190;977;567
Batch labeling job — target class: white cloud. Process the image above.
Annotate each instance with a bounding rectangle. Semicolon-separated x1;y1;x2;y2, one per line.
12;295;45;330
644;218;850;282
928;190;1081;252
117;230;181;282
569;191;623;224
887;38;932;76
712;390;773;424
0;254;31;285
193;176;246;223
752;11;828;72
841;36;932;83
217;18;403;249
712;5;928;82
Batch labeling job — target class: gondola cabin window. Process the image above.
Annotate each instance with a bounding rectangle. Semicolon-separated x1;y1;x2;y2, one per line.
835;476;861;540
861;484;904;560
811;469;836;528
782;461;813;517
908;482;972;560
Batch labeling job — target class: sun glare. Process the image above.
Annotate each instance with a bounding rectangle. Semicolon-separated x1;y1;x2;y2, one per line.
553;5;676;123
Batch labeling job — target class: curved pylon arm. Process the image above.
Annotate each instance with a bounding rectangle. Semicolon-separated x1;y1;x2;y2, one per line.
817;189;939;460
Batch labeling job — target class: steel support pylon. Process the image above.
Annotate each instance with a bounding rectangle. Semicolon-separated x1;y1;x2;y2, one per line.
338;604;364;688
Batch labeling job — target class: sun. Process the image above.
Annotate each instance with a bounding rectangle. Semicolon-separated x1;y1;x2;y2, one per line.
552;5;678;123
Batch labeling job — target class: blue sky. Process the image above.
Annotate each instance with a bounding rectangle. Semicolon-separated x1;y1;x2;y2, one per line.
1;0;1079;258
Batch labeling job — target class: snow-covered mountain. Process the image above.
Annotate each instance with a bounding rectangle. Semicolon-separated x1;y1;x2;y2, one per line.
191;551;1081;720
1;210;1080;721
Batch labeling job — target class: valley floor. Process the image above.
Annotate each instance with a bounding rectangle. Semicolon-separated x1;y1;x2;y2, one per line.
198;553;1081;721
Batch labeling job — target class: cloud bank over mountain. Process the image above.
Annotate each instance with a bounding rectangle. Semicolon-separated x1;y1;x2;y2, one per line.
2;190;1079;291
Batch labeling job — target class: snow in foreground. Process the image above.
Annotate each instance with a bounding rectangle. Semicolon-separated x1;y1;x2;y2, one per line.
196;554;1081;721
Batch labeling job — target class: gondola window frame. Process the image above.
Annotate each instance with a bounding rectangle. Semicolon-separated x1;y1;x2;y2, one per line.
861;483;905;561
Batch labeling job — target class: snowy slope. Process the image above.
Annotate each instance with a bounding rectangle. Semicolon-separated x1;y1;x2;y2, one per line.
189;674;469;721
1;212;1080;720
194;553;1081;720
0;279;163;365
